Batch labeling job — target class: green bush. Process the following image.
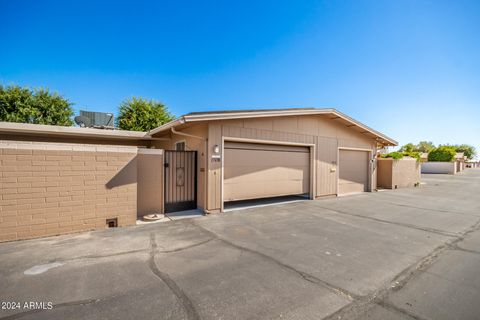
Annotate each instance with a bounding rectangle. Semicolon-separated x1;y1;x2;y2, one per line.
0;85;74;126
381;151;421;161
381;152;404;160
116;97;174;132
453;144;476;160
428;146;456;162
403;151;421;161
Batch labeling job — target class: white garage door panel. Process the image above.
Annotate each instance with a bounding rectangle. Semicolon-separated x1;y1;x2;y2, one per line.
338;149;369;195
224;142;310;201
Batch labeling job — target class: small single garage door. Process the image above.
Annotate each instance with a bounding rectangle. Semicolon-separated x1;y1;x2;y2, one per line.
338;149;369;195
224;142;310;202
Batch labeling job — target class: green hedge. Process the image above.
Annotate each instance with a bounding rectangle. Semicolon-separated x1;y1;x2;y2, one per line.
403;151;421;161
428;146;456;162
381;152;404;160
381;151;421;161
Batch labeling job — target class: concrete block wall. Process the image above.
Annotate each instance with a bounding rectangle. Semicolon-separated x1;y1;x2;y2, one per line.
377;158;420;189
0;141;138;242
421;161;457;175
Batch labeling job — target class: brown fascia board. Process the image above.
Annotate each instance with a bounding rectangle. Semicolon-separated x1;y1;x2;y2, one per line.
148;109;336;136
0;122;154;141
185;107;316;116
148;108;398;146
148;118;186;136
183;108;337;121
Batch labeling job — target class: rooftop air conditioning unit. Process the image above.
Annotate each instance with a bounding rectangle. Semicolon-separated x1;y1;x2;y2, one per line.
75;110;115;129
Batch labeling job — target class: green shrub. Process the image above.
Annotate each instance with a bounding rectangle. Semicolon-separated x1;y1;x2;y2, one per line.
381;151;421;161
403;151;421;161
0;85;74;126
116;97;174;132
428;146;456;162
381;152;404;160
453;144;476;160
399;143;415;153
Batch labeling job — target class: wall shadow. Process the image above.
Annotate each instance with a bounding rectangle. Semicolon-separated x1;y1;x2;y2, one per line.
106;156;138;189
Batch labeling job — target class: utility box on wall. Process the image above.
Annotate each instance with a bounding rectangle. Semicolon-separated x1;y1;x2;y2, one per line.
377;157;421;189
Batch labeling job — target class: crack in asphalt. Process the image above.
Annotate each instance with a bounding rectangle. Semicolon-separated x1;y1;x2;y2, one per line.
376;300;430;320
148;233;201;320
386;202;478;217
446;244;480;256
3;175;479;320
49;248;148;263
386;219;480;293
322;218;480;320
156;237;214;254
31;235;215;265
191;221;358;301
312;205;458;237
0;235;213;320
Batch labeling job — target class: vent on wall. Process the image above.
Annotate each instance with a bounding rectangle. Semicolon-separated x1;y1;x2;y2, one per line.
106;218;118;228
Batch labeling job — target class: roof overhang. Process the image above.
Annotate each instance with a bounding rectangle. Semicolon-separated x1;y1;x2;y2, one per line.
0;122;152;141
149;108;398;146
0;109;398;146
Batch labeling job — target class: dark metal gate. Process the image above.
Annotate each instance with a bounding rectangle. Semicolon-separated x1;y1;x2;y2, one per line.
164;151;197;213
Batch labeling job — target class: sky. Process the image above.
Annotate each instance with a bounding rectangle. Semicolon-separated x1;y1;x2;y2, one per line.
1;0;479;157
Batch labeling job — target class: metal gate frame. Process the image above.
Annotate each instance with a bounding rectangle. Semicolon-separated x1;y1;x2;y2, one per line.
164;150;197;213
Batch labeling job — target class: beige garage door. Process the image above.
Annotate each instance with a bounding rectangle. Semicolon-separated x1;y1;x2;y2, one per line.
338;149;369;195
224;142;310;202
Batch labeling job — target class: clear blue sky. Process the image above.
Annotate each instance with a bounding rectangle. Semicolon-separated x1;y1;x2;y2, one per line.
1;0;479;157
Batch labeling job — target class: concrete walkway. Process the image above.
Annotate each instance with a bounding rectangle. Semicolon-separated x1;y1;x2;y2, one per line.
1;169;479;320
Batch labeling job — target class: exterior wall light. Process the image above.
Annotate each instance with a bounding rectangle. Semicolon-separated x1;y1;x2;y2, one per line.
213;145;220;155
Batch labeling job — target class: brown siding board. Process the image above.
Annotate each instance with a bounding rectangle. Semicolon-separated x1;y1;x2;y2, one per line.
204;115;377;210
207;123;222;211
316;136;338;197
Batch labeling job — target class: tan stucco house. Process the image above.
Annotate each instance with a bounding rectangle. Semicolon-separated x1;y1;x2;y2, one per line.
0;108;397;242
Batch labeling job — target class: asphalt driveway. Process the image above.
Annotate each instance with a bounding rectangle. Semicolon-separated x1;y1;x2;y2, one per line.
1;170;480;320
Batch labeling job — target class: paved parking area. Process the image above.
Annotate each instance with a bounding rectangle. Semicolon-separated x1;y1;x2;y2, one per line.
1;169;479;320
